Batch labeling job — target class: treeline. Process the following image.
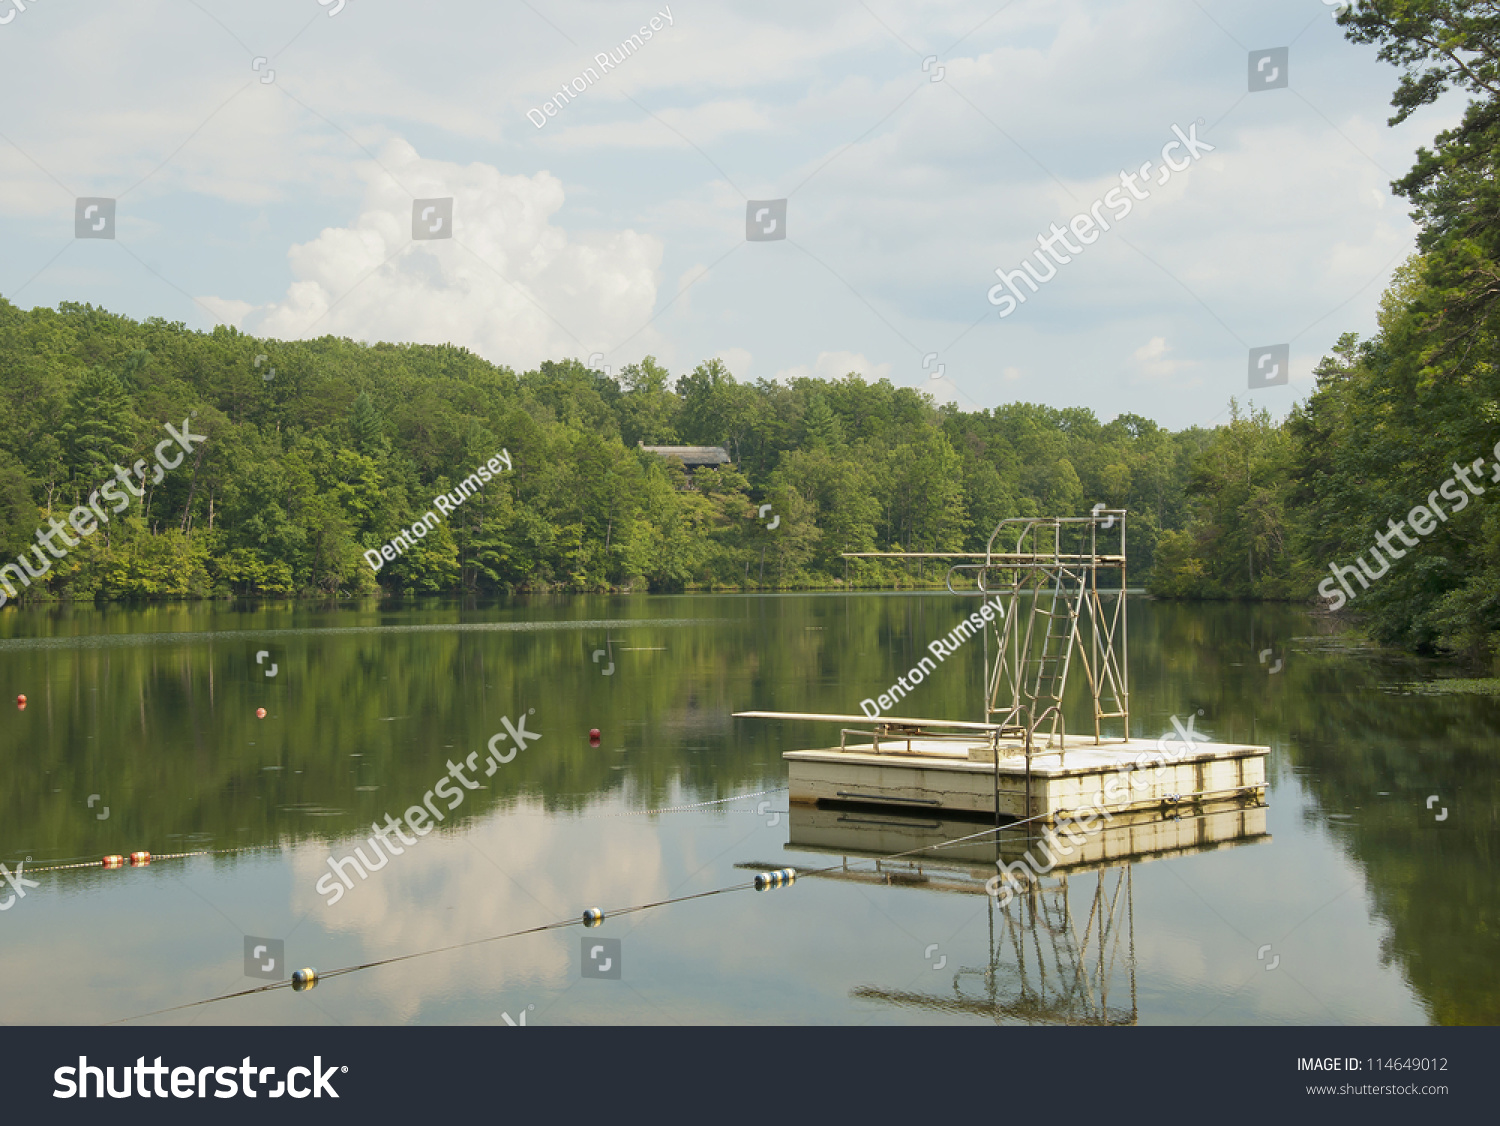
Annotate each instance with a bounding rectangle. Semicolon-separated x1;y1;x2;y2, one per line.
0;297;1207;601
1150;3;1500;662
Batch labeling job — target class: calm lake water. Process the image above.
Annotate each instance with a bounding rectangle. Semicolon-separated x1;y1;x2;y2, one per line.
1;593;1495;1025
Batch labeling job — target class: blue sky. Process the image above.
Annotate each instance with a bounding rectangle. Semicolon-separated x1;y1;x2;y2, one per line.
0;0;1458;428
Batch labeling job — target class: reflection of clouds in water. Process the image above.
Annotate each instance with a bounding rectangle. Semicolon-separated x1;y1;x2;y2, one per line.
292;799;666;1016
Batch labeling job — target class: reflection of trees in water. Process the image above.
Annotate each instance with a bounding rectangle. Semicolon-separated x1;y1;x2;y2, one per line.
0;598;789;865
1283;669;1500;1024
1143;599;1500;1025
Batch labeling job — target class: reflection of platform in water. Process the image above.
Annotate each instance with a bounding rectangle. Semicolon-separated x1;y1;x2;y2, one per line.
789;805;1269;1025
789;802;1270;886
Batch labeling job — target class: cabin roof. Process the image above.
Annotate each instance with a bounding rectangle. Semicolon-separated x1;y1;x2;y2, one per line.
637;444;732;467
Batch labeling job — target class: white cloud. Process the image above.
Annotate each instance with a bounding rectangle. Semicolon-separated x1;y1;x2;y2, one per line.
715;347;752;377
202;139;663;371
1131;335;1199;384
774;350;893;384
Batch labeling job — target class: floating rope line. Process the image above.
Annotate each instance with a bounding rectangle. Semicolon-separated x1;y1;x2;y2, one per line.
109;880;775;1023
595;786;788;817
9;843;287;876
110;804;1072;1024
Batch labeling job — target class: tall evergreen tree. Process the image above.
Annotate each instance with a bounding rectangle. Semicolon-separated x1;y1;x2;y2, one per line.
58;366;136;492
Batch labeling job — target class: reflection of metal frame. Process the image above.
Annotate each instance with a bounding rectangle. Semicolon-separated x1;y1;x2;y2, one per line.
852;867;1138;1026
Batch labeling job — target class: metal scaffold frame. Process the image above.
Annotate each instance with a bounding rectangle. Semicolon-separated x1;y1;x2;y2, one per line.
844;509;1130;754
956;512;1129;752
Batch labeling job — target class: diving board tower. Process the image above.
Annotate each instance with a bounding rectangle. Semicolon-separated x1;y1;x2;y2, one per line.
971;512;1128;750
855;509;1130;752
733;509;1268;823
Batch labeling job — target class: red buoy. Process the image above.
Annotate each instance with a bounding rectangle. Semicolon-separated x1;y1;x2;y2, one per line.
256;708;267;719
130;852;151;866
15;694;25;706
588;728;601;744
102;855;124;869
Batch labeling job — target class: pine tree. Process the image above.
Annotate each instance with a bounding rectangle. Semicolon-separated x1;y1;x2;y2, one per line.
804;394;844;450
58;366;136;493
350;392;387;456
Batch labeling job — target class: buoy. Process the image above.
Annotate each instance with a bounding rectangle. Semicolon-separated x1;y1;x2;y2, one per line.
256;708;267;719
588;728;600;743
15;694;25;705
292;968;318;991
129;852;151;866
754;867;796;891
102;855;124;869
583;908;604;927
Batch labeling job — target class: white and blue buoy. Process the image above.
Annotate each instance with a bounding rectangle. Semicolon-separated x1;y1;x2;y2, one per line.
754;868;796;891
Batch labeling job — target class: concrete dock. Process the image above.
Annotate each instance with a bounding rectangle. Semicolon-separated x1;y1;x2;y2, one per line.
783;733;1268;823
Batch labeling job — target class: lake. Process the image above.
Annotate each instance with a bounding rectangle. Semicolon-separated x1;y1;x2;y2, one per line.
1;593;1494;1025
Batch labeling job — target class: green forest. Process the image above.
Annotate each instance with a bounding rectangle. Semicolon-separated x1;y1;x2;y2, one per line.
0;301;1212;597
0;3;1497;664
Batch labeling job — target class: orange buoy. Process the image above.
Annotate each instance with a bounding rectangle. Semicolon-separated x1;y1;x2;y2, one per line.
102;855;124;868
16;694;25;705
256;708;266;719
129;852;151;866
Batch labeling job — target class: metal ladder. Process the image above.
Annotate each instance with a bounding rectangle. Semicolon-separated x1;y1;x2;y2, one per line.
1020;571;1082;747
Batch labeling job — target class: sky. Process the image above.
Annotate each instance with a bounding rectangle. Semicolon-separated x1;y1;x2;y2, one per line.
0;0;1462;429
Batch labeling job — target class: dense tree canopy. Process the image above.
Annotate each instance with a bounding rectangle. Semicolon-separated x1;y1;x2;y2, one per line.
0;298;1214;604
